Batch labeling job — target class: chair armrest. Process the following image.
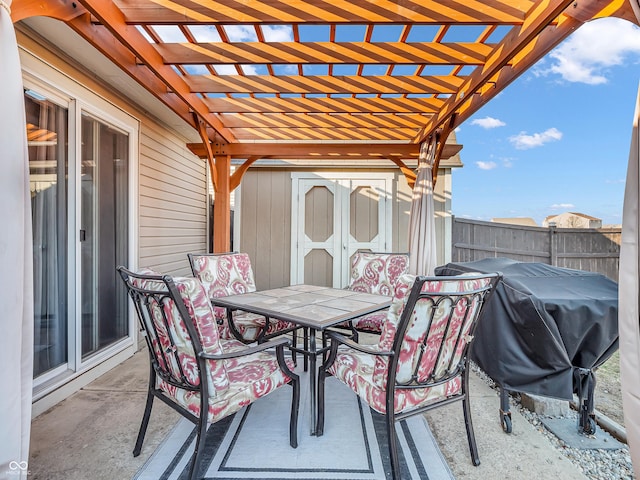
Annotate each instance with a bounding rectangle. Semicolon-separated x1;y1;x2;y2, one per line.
199;336;291;360
321;330;393;373
325;330;393;356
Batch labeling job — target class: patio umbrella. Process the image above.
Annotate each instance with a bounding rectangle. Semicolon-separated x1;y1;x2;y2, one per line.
408;138;437;276
620;82;640;476
0;1;34;477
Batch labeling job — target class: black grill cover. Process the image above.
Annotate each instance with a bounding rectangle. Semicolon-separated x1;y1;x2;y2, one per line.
435;258;619;400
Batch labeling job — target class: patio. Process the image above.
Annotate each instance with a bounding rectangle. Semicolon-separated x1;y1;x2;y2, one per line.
27;347;593;480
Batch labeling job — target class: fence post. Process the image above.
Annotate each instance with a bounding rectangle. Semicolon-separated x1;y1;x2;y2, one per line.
549;223;557;266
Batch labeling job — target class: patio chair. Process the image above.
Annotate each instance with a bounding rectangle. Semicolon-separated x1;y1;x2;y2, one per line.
318;272;501;480
117;266;300;480
187;252;300;345
343;251;410;339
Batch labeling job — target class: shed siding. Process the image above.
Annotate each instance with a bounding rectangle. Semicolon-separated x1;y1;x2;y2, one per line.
239;167;452;289
239;170;292;290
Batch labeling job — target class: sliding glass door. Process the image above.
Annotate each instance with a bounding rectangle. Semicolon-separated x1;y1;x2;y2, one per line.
25;83;133;385
80;114;129;358
26;91;69;378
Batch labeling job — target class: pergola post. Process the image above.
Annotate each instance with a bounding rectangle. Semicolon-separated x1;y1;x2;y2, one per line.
212;155;231;253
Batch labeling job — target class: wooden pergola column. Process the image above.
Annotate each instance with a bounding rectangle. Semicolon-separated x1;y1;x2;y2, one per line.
212;154;231;253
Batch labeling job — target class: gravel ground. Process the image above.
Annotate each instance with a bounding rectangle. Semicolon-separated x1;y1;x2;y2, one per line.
472;363;634;480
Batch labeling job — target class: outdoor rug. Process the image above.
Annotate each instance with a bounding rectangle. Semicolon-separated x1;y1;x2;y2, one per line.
134;373;454;480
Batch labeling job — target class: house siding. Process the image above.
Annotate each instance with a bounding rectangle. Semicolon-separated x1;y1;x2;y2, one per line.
138;122;207;275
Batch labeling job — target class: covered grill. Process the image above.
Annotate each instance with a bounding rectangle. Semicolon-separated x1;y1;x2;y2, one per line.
435;258;619;434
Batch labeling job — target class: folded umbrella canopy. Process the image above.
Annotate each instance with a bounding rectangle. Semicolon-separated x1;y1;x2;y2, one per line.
408;139;437;276
0;0;34;476
620;81;640;475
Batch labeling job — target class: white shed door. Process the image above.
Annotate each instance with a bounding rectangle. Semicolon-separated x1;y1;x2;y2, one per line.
291;173;392;288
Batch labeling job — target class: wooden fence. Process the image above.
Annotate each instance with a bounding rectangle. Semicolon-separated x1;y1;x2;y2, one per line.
451;217;621;281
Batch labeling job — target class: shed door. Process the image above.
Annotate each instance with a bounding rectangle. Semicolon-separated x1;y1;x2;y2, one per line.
291;173;392;287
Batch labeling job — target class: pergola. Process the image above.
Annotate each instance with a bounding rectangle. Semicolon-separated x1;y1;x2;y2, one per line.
10;0;640;253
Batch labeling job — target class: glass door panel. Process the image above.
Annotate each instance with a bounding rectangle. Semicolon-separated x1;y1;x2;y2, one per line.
25;91;69;378
80;114;129;358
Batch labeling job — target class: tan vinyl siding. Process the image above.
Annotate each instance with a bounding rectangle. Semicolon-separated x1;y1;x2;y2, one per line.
138;122;207;276
393;170;412;253
394;167;449;266
239;170;292;290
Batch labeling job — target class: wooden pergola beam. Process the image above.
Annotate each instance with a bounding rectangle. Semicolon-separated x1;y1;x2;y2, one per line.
193;112;218;192
60;14;199;132
186;75;464;95
387;157;417;188
11;0;86;22
203;96;443;114
155;41;494;66
217;113;432;129
187;142;463;159
76;0;236;144
414;0;577;143
229;127;420;142
116;0;533;24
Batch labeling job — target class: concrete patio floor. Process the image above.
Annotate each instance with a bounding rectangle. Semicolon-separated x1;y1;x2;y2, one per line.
28;349;591;480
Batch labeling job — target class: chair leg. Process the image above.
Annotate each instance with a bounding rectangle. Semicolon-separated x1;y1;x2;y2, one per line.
462;394;481;466
291;329;298;366
303;327;309;372
386;413;401;480
133;387;154;457
316;368;326;436
289;372;300;448
187;415;208;480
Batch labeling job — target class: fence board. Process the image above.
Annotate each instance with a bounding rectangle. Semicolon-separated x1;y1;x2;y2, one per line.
452;217;620;281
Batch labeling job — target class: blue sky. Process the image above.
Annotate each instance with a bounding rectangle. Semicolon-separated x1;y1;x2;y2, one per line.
452;17;640;226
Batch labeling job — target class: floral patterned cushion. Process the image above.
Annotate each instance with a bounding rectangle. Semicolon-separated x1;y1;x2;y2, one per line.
190;253;296;341
348;252;410;296
190;253;258;298
350;311;387;333
158;338;296;422
328;346;459;415
330;273;491;415
132;271;230;398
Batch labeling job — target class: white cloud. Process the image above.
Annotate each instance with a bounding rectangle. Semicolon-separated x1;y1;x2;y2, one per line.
550;203;575;209
225;25;258;42
534;18;640;84
476;161;497;170
509;127;562;149
240;64;258;75
502;158;513;168
262;25;294;42
214;65;239;75
151;25;187;43
188;26;222;43
471;116;506;129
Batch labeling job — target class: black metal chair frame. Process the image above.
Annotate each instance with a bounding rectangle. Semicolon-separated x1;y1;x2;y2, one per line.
118;266;300;480
318;273;501;480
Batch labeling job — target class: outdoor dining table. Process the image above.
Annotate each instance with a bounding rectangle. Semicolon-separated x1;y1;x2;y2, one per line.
210;284;392;435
